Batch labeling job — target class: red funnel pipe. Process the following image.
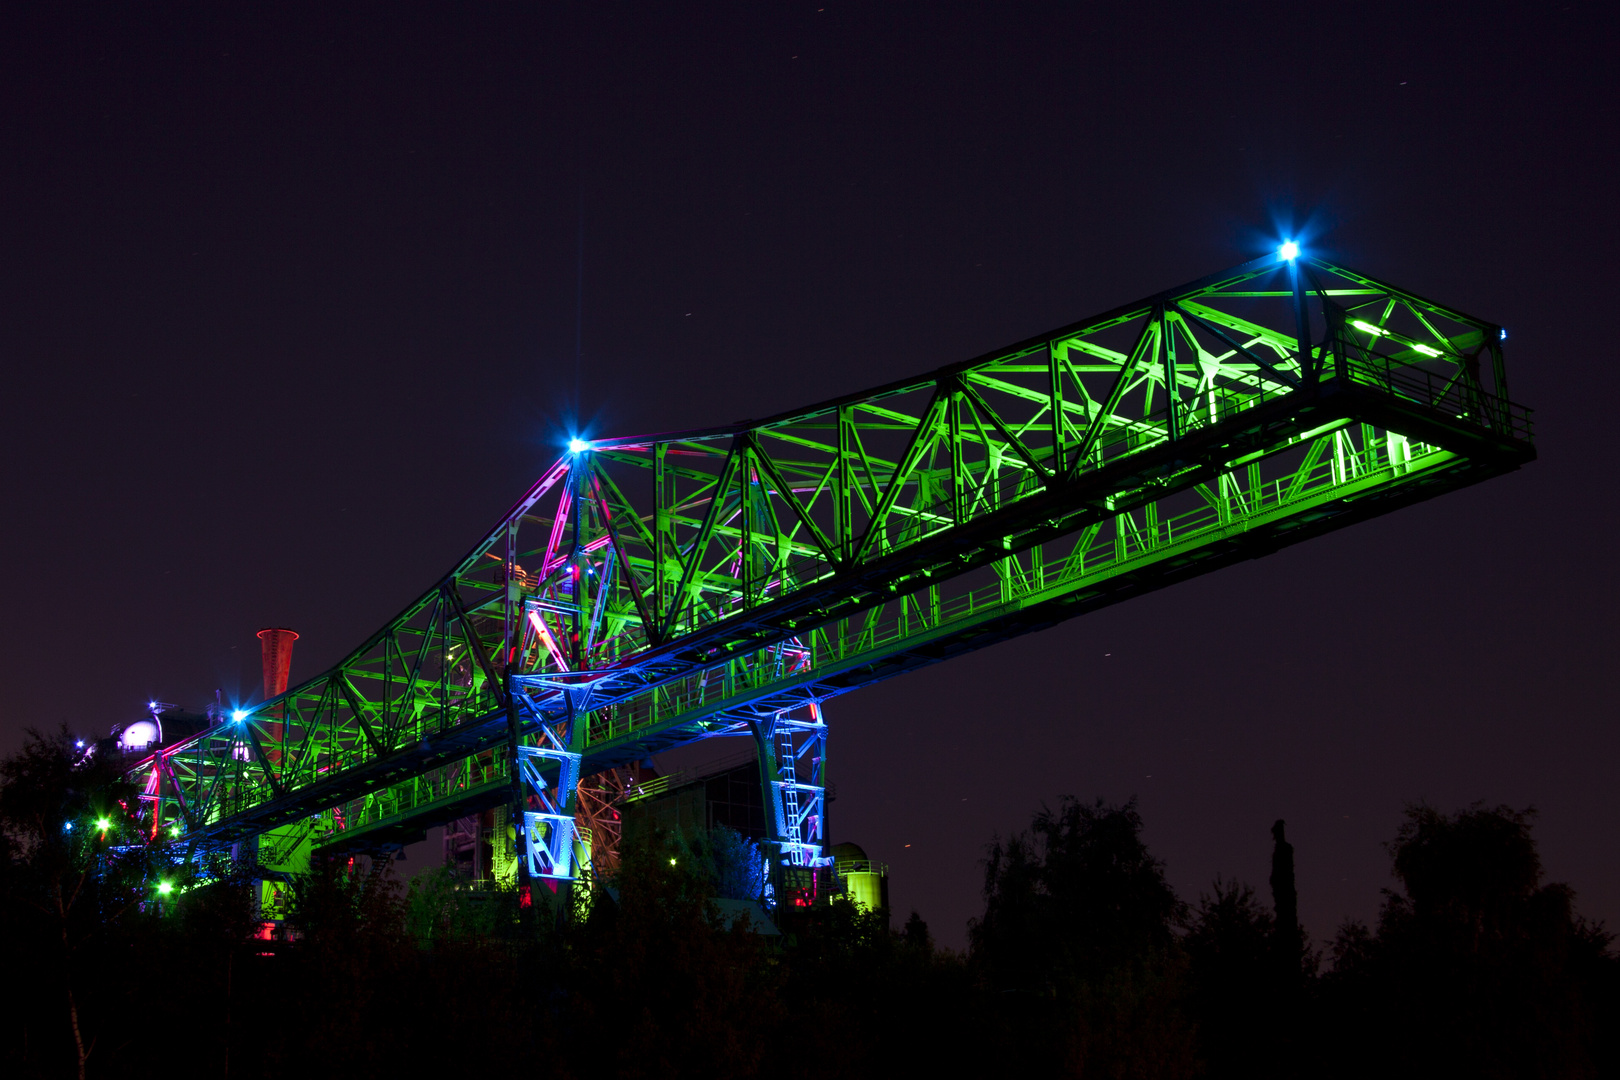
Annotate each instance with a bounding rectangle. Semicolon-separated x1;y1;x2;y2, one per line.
257;628;298;699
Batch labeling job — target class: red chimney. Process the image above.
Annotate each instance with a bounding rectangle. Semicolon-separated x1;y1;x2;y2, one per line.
257;628;299;698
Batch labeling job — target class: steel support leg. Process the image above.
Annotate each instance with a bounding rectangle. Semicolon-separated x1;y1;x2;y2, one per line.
751;700;830;906
516;736;582;881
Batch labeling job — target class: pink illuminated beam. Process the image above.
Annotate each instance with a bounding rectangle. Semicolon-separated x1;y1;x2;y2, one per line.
527;608;571;672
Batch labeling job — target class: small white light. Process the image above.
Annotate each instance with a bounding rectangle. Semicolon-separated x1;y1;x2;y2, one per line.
1278;240;1299;261
1499;328;1508;341
75;740;84;748
232;709;248;723
568;439;590;453
148;701;158;710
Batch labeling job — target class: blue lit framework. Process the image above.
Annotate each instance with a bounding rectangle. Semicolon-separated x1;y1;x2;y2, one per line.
755;697;829;872
514;728;581;881
122;248;1534;903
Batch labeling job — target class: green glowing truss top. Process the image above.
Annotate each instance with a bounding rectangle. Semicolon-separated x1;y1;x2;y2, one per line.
130;251;1533;848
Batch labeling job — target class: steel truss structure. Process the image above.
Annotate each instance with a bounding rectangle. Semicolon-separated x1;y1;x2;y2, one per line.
129;251;1534;887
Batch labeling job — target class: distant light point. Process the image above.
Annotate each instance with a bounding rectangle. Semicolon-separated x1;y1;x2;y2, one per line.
1278;240;1299;261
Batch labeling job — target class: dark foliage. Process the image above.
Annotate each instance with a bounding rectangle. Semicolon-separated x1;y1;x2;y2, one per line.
564;824;778;1079
0;728;165;1080
1185;878;1278;1073
972;797;1186;989
970;797;1198;1076
1270;819;1306;981
3;733;1614;1080
1321;804;1617;1079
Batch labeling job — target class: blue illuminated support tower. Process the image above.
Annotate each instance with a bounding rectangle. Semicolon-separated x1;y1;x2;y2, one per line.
515;732;581;880
506;456;597;891
752;696;830;903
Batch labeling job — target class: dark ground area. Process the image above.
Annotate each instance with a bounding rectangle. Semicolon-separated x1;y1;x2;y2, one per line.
3;728;1615;1079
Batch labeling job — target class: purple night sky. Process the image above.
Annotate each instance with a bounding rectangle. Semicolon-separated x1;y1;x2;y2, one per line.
1;3;1614;948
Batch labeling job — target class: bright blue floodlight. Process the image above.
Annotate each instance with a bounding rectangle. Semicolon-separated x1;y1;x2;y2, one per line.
1278;240;1299;261
569;439;590;453
231;709;248;723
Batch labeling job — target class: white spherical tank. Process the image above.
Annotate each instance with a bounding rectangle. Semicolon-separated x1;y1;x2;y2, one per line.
119;719;161;753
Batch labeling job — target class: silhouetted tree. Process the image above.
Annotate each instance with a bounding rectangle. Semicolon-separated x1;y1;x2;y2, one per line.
775;890;970;1079
99;857;264;1080
970;797;1197;1077
1270;819;1304;979
260;854;411;1075
0;727;155;1080
1184;819;1322;1079
1323;803;1616;1078
670;823;767;901
902;909;932;951
1185;878;1276;1076
973;797;1186;991
404;863;523;947
17;734;1617;1080
572;823;777;1079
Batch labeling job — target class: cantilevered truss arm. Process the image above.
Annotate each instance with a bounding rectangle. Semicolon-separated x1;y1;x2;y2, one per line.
134;253;1534;851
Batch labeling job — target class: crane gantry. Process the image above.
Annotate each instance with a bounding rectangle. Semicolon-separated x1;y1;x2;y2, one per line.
126;247;1535;900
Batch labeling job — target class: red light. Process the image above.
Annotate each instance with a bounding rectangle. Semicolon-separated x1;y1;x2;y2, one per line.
519;885;532;909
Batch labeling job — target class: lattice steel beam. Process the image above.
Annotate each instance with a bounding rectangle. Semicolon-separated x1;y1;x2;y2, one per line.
129;252;1533;862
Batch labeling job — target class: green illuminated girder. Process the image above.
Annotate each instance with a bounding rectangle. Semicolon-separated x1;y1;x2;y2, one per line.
130;254;1532;851
583;418;1491;752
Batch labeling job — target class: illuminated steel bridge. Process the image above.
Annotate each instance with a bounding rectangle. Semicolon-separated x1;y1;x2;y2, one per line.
127;249;1534;896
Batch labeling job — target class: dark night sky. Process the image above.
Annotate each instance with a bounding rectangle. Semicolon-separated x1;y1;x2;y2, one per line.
2;3;1615;950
